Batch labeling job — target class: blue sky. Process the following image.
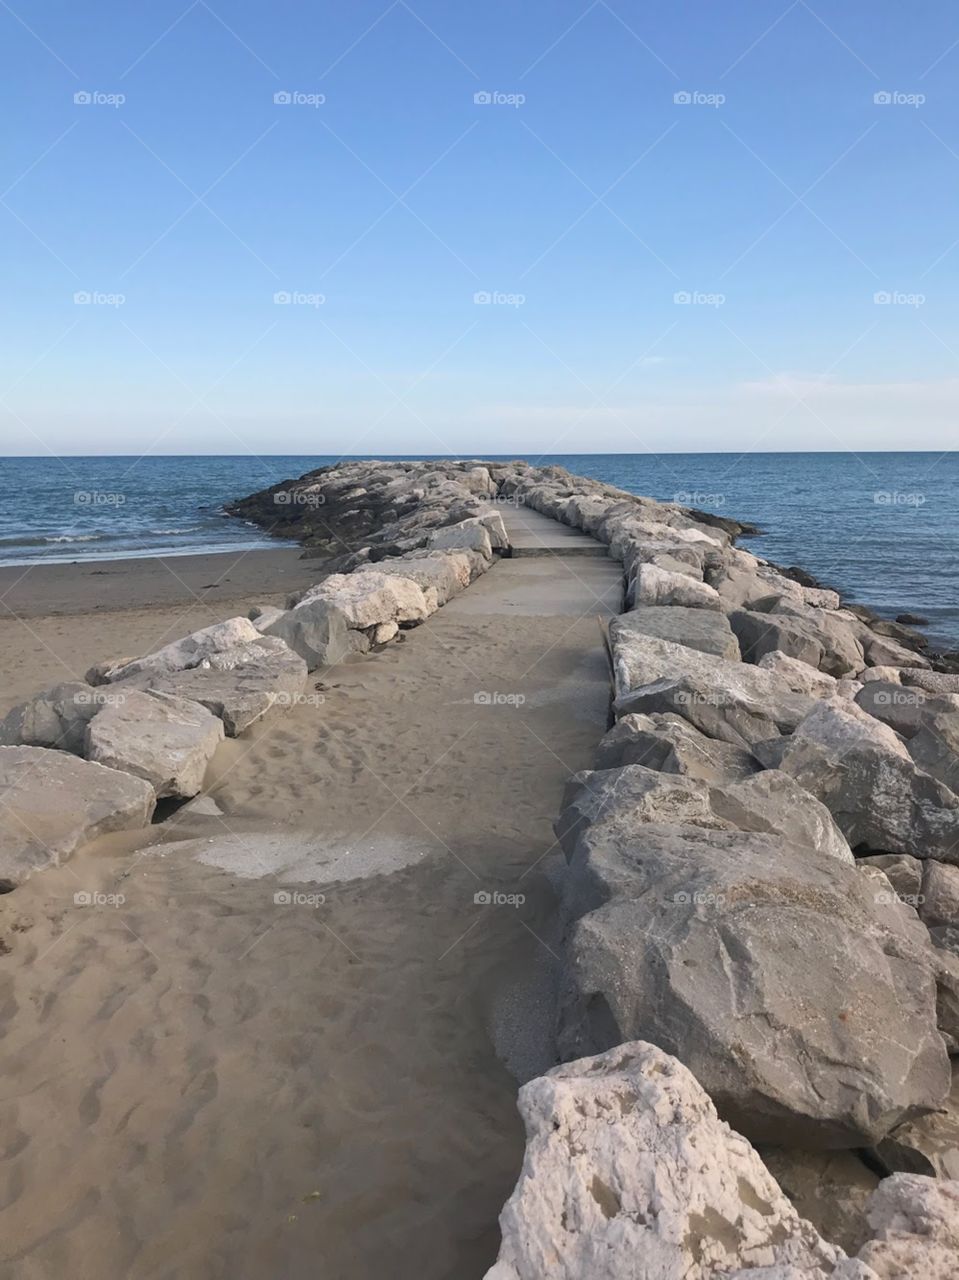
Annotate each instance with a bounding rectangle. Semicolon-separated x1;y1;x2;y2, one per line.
2;0;959;455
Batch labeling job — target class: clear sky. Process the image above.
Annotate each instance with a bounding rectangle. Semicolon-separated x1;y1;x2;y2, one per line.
3;0;959;455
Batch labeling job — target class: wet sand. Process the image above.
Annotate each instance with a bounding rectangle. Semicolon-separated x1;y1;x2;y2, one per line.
0;548;622;1278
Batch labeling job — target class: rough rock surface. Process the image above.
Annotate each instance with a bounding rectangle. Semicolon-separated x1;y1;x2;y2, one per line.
621;605;741;659
855;681;959;739
426;519;493;559
594;713;759;784
855;1173;959;1279
0;745;155;882
558;822;951;1146
857;854;924;904
758;650;840;699
908;712;959;793
874;1067;959;1179
264;597;352;671
773;698;959;861
354;553;468;611
296;570;429;629
708;769;854;864
729;609;864;678
85;689;224;798
0;681;108;754
483;1041;844;1280
920;861;959;929
131;636;309;735
92;617;261;684
759;1148;879;1256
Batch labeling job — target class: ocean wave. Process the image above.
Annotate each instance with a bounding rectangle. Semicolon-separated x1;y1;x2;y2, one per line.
0;533;112;548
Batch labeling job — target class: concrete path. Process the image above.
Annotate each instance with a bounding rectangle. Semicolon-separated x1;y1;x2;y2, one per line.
500;502;610;557
0;538;623;1280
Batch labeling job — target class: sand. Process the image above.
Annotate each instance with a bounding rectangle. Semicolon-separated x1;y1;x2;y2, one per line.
0;545;622;1278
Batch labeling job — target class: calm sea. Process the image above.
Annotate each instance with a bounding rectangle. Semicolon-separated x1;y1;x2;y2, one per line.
0;453;955;647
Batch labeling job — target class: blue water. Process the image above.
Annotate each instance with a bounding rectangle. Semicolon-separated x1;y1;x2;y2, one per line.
1;453;956;647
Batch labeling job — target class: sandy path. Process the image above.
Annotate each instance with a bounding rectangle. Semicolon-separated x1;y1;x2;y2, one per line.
0;551;621;1280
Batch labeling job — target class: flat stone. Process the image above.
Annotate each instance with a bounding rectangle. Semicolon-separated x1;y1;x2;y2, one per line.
92;617;261;684
632;563;721;610
0;745;155;883
621;605;740;659
594;712;759;784
85;689;224;799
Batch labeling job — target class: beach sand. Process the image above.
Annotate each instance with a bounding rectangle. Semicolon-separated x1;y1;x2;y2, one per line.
0;548;319;714
0;549;622;1278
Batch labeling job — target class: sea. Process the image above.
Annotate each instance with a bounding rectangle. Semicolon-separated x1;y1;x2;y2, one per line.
0;452;956;647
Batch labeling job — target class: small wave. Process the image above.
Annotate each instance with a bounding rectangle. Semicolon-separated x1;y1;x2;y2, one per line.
45;534;106;544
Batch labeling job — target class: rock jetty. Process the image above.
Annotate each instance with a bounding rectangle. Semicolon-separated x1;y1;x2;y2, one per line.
3;458;959;1273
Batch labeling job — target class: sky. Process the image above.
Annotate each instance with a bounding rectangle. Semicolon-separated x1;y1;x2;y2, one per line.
2;0;959;456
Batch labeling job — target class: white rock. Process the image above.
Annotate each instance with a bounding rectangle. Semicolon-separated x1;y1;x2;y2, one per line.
426;520;493;558
633;563;722;610
85;689;224;799
758;651;840;699
484;1041;844;1280
94;617;261;684
297;571;429;628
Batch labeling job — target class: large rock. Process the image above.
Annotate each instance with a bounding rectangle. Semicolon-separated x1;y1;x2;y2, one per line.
0;681;107;754
855;681;959;739
758;650;841;699
920;862;959;929
863;632;931;669
426;520;493;559
730;609;864;677
857;854;924;905
610;627;815;748
132;636;309;735
594;712;759;784
91;617;261;684
874;1066;959;1179
483;1041;844;1280
773;698;959;862
0;745;155;883
901;669;959;696
908;712;959;793
296;570;429;628
621;605;740;659
264;597;352;671
709;769;854;864
559;822;951;1147
355;553;466;611
85;689;224;798
855;1173;959;1278
632;563;721;610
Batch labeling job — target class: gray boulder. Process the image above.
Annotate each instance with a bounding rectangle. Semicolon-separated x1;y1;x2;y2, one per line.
909;712;959;793
559;822;951;1147
773;699;959;862
264;597;352;671
758;650;841;699
863;632;931;669
709;769;854;864
610;627;815;748
855;681;959;739
0;745;155;883
594;712;759;784
483;1041;844;1280
621;605;740;659
632;563;721;610
85;689;224;798
0;681;107;754
857;854;924;906
248;604;286;633
130;636;309;735
426;520;493;558
874;1066;959;1180
729;608;864;677
920;862;959;929
91;617;261;684
901;669;959;696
